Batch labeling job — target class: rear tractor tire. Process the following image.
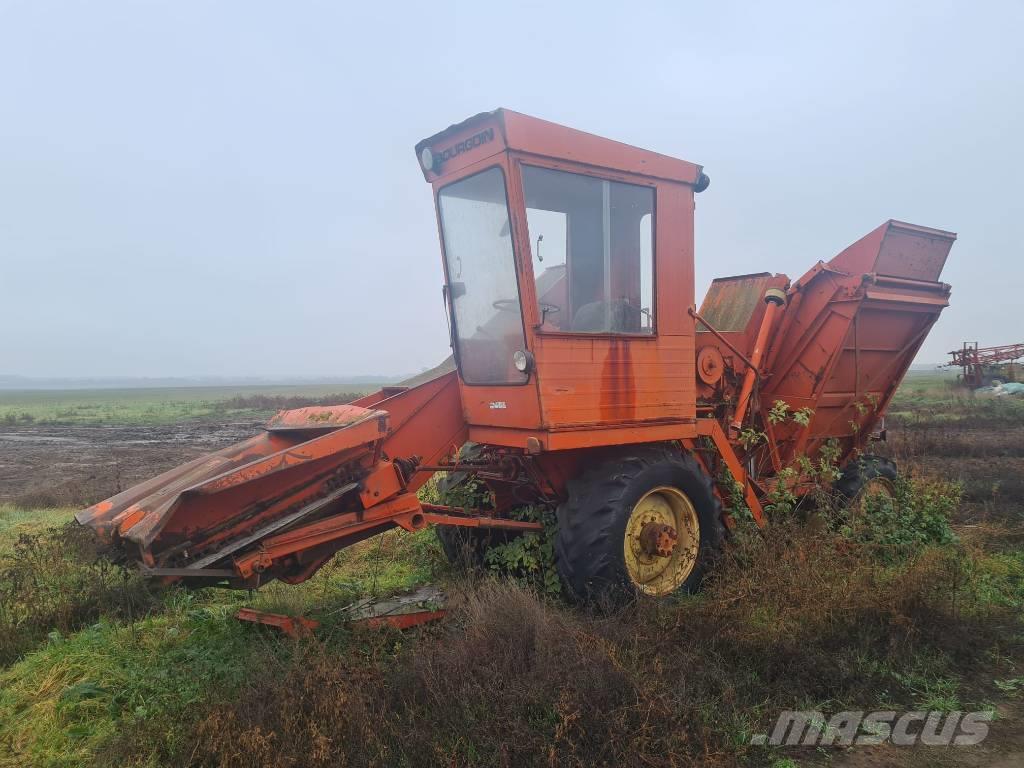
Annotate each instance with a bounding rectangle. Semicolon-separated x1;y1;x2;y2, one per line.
834;455;899;514
555;446;724;607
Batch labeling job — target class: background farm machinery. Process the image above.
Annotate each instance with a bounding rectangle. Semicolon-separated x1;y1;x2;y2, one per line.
946;342;1024;388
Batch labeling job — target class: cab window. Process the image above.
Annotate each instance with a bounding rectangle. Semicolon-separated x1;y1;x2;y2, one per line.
522;166;654;334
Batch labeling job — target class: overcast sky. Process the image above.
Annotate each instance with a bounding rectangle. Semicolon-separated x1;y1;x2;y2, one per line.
1;1;1020;378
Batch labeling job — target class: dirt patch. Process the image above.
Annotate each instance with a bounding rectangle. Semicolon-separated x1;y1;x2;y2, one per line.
807;702;1024;768
0;420;262;507
885;421;1024;524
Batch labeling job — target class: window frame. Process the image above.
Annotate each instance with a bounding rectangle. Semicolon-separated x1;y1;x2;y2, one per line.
434;163;533;387
514;159;659;340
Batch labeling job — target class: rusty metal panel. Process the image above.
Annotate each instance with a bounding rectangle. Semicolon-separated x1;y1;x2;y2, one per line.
414;111;507;182
875;221;955;281
501;109;704;185
533;333;694;427
236;608;319;637
266;404;379;431
697;273;772;333
828;220;955;281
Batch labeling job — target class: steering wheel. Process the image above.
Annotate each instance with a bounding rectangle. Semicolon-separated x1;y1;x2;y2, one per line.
492;299;561;316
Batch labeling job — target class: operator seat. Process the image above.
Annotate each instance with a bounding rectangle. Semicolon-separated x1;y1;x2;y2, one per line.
571;299;642;333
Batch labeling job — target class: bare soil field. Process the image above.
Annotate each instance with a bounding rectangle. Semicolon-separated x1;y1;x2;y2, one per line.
0;420;262;508
0;384;373;508
886;404;1024;525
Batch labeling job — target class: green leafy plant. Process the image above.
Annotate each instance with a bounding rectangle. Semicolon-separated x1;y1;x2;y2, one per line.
484;505;561;596
764;466;798;518
792;407;814;426
816;438;843;482
768;400;791;424
794;455;814;477
738;427;766;449
842;476;959;561
419;445;494;512
441;474;492;511
718;466;753;525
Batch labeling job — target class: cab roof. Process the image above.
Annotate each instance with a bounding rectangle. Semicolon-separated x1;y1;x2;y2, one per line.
415;109;705;187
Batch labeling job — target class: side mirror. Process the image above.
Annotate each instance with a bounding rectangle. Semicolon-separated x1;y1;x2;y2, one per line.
448;281;467;299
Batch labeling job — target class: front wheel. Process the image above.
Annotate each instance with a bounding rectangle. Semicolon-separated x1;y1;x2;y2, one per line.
554;445;724;607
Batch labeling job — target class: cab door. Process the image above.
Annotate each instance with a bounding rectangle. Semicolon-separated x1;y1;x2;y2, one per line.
435;160;543;431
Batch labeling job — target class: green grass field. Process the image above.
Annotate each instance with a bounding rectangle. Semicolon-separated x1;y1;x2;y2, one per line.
0;504;72;549
0;384;381;425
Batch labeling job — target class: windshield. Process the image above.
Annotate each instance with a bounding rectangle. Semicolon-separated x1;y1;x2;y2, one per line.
438;167;528;385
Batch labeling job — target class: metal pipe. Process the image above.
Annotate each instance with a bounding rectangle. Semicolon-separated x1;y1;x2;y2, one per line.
729;289;786;436
868;274;951;291
421;509;543;532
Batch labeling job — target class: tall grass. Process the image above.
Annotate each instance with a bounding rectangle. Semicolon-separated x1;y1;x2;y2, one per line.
0;596;258;768
1;516;1021;767
0;523;159;666
0;527;449;767
0;504;72;548
182;525;1023;768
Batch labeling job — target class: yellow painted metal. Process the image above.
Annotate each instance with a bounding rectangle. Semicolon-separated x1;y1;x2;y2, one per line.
623;485;699;596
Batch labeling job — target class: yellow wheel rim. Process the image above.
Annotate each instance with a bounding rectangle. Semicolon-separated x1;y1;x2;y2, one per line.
623;486;700;596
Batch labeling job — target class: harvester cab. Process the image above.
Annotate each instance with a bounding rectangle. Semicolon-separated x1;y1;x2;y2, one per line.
77;109;956;605
415;110;708;443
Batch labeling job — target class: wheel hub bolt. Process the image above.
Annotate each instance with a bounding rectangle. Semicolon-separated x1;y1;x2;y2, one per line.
639;522;678;557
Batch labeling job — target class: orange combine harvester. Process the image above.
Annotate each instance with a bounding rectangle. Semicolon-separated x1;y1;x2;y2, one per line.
78;110;956;604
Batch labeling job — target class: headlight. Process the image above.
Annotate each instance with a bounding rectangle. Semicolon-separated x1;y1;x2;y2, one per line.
420;147;434;172
513;350;532;373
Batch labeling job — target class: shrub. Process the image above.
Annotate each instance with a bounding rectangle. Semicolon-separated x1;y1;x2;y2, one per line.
0;524;159;666
842;476;959;561
483;505;561;596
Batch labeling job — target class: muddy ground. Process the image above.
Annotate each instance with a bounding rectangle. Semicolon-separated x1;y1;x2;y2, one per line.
3;410;1020;520
0;419;263;508
885;416;1024;525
